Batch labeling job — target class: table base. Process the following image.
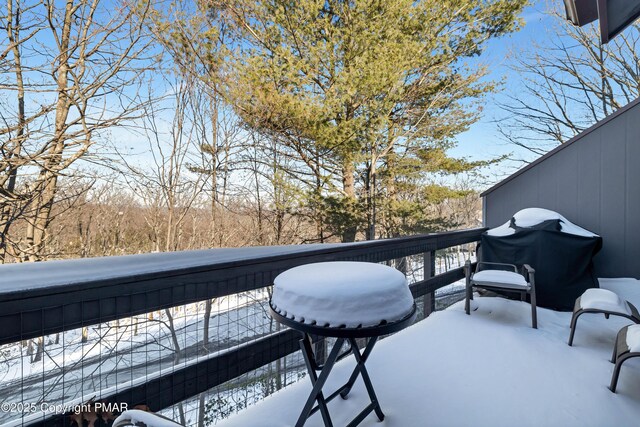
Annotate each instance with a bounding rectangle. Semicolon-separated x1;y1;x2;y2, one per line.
295;333;384;427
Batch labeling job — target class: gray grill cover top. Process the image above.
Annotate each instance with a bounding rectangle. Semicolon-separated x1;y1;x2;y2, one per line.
480;219;602;311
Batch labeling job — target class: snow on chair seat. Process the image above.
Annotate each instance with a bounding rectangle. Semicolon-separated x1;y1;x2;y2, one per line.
580;288;632;314
609;324;640;392
270;261;414;328
471;269;528;289
568;288;640;346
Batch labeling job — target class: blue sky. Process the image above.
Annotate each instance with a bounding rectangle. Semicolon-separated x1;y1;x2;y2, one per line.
450;1;555;183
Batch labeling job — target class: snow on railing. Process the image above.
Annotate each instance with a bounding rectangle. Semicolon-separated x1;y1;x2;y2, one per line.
0;228;485;426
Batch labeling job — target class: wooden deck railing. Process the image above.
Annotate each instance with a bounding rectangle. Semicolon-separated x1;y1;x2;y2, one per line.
0;227;486;426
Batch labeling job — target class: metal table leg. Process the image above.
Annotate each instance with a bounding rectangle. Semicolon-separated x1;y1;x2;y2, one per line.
345;337;384;423
296;334;384;427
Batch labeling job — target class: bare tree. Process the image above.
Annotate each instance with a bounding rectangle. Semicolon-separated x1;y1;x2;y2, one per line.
499;7;640;158
0;0;45;262
145;0;247;249
0;0;153;262
118;76;208;253
116;75;210;358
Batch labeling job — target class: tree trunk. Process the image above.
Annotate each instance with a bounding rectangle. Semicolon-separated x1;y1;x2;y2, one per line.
178;403;186;426
32;336;44;363
25;1;75;262
203;299;213;351
210;95;218;247
341;160;357;242
197;393;206;427
364;160;377;240
165;308;181;363
0;0;26;264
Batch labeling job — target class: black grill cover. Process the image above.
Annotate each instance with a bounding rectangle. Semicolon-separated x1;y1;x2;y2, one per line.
480;219;602;311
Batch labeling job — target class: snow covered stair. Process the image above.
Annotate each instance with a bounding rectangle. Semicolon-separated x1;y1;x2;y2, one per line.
568;288;640;346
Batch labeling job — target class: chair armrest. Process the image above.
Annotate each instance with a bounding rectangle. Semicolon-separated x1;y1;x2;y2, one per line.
523;264;535;286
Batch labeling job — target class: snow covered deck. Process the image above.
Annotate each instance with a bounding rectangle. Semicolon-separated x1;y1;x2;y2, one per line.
219;278;640;427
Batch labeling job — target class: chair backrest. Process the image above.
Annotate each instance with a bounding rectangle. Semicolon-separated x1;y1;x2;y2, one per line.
113;410;183;427
476;262;518;273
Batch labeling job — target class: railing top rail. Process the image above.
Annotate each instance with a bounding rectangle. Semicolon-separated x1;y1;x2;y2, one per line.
0;243;339;296
0;227;486;345
0;228;485;300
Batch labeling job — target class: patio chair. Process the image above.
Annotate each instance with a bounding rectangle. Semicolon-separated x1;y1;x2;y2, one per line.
609;324;640;392
568;288;640;346
113;410;183;427
464;261;537;329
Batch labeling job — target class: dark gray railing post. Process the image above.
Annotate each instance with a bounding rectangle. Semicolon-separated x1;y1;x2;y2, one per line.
423;251;436;317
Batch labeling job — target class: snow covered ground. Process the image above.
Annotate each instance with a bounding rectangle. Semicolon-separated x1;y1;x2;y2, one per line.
218;278;640;427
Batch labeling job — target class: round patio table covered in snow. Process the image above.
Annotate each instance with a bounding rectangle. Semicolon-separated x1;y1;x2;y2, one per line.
269;261;416;427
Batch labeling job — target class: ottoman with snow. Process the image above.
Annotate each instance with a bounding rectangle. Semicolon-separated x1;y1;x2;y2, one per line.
568;288;640;346
610;324;640;392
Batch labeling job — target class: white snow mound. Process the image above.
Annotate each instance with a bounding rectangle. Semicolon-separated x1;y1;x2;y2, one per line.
487;208;598;237
579;288;631;315
626;324;640;353
271;261;414;328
